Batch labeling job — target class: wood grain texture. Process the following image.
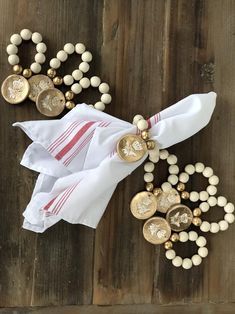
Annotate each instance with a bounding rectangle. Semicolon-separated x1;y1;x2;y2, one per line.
0;0;234;311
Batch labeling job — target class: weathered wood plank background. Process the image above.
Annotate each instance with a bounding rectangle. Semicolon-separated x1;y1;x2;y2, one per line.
0;0;234;312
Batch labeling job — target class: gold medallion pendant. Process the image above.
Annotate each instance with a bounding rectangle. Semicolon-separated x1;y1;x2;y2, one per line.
1;74;30;104
130;191;157;219
155;188;181;213
117;134;147;162
36;88;65;117
143;217;171;245
166;204;193;232
28;74;54;102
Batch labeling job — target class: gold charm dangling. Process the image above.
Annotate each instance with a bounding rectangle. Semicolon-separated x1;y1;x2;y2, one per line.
36;88;65;117
1;74;30;104
117;134;147;162
166;204;193;232
143;217;171;245
130;191;157;219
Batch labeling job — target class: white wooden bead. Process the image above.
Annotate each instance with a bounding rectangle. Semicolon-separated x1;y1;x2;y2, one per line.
8;54;19;65
217;196;227;207
172;256;183;267
50;58;61;69
179;231;188;242
144;173;154;183
165;249;176;260
137;119;148;131
6;44;18;55
80;77;90;89
185;164;195;175
94;101;105;111
190;191;199;202
35;53;46;64
207;196;217;207
79;61;90;73
195;162;205;173
200;202;210;212
199;191;209;201
75;43;86;54
182;258;192;269
191;255;202;266
10;34;22;45
159;149;169;160
30;62;41;74
198;247;208;258
188;231;198;241
57;50;68;62
31;32;42;44
36;43;47;53
168;165;179;175
89;104;94;108
99;82;110;93
196;236;207;247
224;213;235;224
200;221;211;232
64;43;75;54
81;51;92;62
206;185;217;196
63;75;74;86
101;93;112;104
161;182;172;192
72;69;83;81
133;115;144;125
219;220;229;231
90;76;101;87
168;174;178;185
224;202;235;213
179;172;189;183
148;146;160;163
71;83;82;94
20;29;32;40
208;175;219;185
144;162;155;172
210;222;220;233
202;166;213;178
167;154;177;165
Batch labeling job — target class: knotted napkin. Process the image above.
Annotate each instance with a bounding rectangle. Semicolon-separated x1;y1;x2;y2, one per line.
13;92;216;232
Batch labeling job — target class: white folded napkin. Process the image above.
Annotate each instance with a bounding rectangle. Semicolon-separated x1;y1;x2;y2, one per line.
13;92;217;232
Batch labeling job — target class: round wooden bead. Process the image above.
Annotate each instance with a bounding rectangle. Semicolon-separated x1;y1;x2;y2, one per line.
165;249;176;260
65;101;75;110
20;29;32;40
185;164;195;175
90;76;101;87
206;185;217;196
188;231;198;241
80;77;90;89
159;149;169;160
35;53;46;64
219;220;229;231
217;196;227;207
177;182;185;192
146;182;154;192
65;90;74;100
144;162;155;172
79;61;90;73
71;83;82;94
133;114;144;125
190;191;199;202
196;236;207;247
144;173;154;183
10;34;22;45
167;154;177;165
75;43;86;54
64;43;75;54
72;69;83;81
161;182;172;192
48;68;57;80
31;32;42;44
36;42;47;53
6;44;18;55
8;54;19;65
50;58;61;69
199;202;210;212
101;93;112;104
94;101;105;111
207;196;217;206
200;221;211;232
179;231;189;242
182;258;192;269
168;174;178;185
57;50;68;62
23;68;32;78
208;175;219;185
137;119;148;131
30;62;41;73
99;82;110;93
191;254;202;266
198;247;208;258
13;65;23;74
195;162;205;173
224;213;235;224
224;202;235;213
210;222;220;233
202;166;213;178
199;191;209;201
63;75;74;86
172;256;183;267
179;172;189;183
81;51;92;62
168;165;179;174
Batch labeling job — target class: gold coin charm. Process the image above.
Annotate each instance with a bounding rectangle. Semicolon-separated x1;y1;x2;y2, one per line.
166;204;193;232
36;88;65;117
117;134;147;162
1;74;30;104
143;217;171;245
28;75;54;102
130;191;157;219
155;188;181;213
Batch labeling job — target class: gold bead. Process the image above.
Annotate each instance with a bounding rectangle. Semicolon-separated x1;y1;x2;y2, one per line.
65;90;74;100
177;182;185;192
47;68;56;78
12;64;23;74
146;140;155;150
146;182;154;192
53;76;63;85
141;130;149;141
192;217;202;226
181;191;189;200
193;208;202;217
170;233;179;242
164;241;173;250
22;68;32;78
153;188;162;196
65;100;75;110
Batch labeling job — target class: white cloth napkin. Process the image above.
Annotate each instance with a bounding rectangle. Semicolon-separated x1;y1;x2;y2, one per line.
13;92;217;232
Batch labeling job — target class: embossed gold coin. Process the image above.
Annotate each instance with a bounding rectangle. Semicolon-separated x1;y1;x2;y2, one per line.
36;88;65;117
166;204;193;232
143;217;171;245
117;134;147;162
1;74;30;104
155;188;181;213
28;74;54;102
130;191;157;219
